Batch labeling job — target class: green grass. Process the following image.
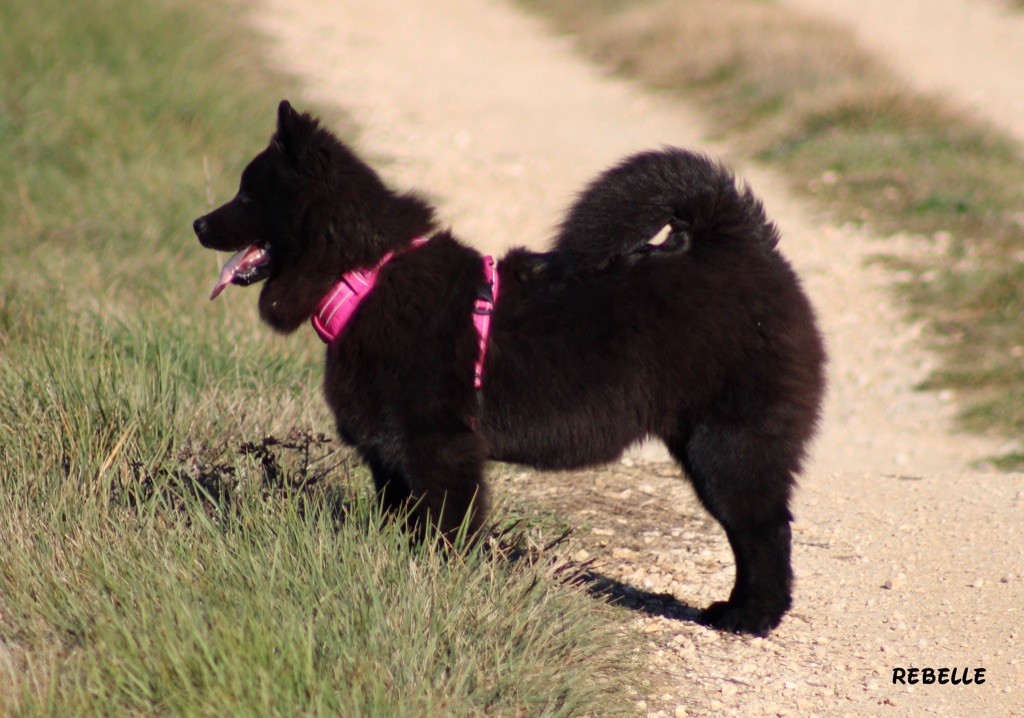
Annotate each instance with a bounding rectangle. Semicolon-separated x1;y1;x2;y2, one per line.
520;0;1024;466
2;492;634;716
0;0;642;713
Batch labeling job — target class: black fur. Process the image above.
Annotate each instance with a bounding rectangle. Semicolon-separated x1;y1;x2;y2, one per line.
194;101;826;635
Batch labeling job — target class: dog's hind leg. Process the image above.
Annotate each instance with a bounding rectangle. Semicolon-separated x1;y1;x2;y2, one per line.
665;423;796;635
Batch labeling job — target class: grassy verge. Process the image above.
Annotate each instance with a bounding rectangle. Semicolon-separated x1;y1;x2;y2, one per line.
520;0;1024;467
2;484;633;716
0;0;641;713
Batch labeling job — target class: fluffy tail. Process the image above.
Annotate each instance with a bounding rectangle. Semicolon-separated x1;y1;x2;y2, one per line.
551;148;779;273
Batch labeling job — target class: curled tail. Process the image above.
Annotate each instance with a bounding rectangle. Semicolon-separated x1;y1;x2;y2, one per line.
551;148;779;274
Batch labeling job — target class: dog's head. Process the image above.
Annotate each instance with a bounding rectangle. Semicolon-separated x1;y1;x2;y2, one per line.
194;100;435;333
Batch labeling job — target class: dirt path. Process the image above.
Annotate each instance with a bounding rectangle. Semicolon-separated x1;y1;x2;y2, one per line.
249;1;1023;715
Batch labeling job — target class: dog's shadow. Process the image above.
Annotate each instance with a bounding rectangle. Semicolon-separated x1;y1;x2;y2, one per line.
572;568;704;623
494;525;705;625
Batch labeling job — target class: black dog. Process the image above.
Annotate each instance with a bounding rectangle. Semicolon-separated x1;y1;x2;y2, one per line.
194;101;826;635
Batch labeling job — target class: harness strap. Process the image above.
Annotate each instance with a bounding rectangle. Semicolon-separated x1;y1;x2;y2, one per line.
311;239;427;343
311;239;499;389
472;256;498;390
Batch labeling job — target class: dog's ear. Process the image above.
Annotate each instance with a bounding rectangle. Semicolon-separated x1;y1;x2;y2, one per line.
275;99;307;160
274;100;329;176
277;99;297;135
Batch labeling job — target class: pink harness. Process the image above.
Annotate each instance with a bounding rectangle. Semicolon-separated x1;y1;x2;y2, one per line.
311;239;499;389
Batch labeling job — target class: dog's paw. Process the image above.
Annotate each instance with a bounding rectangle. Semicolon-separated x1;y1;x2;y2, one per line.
699;600;785;636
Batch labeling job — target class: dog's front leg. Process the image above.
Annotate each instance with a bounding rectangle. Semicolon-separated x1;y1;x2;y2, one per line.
365;453;414;517
406;430;490;543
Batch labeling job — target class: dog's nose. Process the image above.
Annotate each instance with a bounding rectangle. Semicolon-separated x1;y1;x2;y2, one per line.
193;217;207;238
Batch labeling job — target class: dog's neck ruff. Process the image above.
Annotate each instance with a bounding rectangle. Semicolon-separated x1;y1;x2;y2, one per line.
312;238;499;389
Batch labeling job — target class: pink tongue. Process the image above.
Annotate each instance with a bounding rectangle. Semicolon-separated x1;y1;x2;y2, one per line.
210;245;267;300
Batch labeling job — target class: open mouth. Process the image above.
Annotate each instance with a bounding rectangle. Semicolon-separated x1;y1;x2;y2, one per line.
210;244;273;300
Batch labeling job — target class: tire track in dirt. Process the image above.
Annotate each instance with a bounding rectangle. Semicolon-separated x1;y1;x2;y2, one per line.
247;1;1023;715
